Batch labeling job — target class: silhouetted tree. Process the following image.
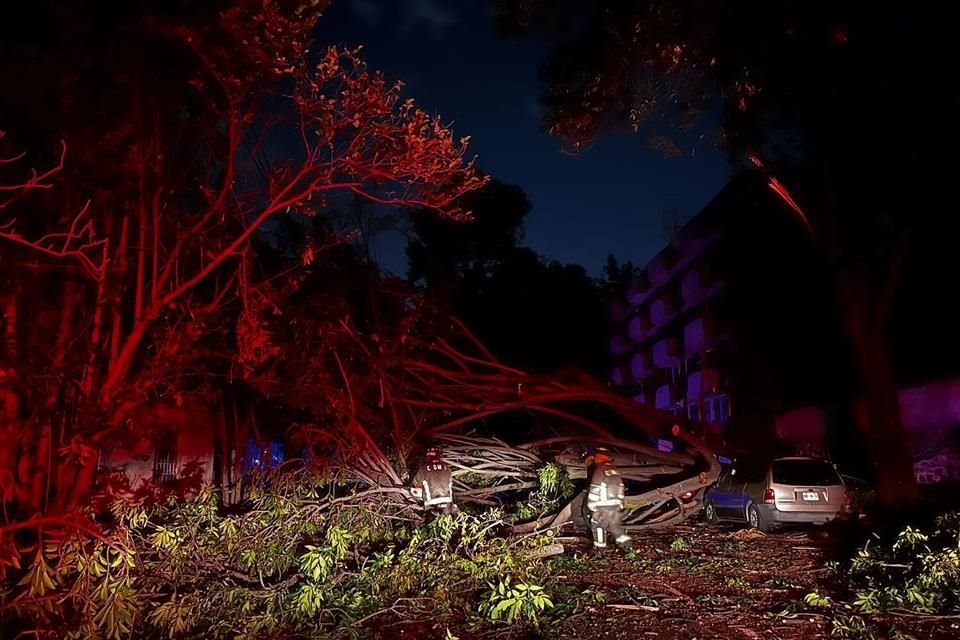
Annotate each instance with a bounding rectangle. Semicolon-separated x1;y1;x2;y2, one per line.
407;182;611;374
406;179;531;290
600;254;642;306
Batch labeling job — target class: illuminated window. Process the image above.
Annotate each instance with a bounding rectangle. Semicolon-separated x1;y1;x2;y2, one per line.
152;433;178;484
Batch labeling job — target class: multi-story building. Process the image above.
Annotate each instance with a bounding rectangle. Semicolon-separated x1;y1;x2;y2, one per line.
609;174;849;447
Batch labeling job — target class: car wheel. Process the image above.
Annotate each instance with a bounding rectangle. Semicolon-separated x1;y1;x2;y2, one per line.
747;504;771;532
704;501;719;524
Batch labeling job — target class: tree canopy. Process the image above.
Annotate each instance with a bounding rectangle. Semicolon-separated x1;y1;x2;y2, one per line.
406;180;623;375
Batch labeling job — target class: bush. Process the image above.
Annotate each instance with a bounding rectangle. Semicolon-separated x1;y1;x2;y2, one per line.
790;511;960;640
844;513;960;615
513;463;575;523
480;575;553;625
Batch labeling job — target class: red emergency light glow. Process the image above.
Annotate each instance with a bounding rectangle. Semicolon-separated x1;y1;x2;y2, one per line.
747;153;813;233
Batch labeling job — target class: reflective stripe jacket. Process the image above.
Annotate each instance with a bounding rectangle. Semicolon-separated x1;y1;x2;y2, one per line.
411;460;453;507
586;462;625;511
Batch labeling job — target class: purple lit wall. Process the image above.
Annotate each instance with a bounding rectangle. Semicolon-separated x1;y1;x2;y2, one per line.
776;379;960;484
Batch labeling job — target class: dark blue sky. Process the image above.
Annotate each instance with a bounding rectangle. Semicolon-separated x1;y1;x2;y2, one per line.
317;0;730;275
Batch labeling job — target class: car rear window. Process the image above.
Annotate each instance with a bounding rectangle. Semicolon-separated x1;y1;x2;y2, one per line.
772;460;841;486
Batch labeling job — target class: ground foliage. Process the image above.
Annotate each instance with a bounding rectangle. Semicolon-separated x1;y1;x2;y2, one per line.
1;466;562;639
788;512;960;640
527;521;955;640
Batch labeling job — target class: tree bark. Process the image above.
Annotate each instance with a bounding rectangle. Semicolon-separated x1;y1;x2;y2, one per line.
0;291;20;504
841;291;919;505
27;422;50;511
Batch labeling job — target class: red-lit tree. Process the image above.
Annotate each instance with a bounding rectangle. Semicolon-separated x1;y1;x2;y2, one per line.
0;0;485;511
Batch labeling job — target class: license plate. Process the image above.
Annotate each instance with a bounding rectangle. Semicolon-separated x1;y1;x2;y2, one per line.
802;491;819;501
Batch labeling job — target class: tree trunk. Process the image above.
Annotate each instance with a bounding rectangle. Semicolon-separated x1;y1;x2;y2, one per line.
66;452;98;509
0;291;20;504
841;290;919;505
27;422;50;511
854;337;918;504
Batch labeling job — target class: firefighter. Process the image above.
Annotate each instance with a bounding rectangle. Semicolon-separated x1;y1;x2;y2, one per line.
409;446;455;514
583;447;632;551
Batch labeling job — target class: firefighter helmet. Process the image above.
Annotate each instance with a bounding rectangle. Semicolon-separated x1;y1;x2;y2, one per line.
592;447;612;465
583;446;612;466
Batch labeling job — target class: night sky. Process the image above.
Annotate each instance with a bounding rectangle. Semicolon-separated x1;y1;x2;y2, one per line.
317;0;731;276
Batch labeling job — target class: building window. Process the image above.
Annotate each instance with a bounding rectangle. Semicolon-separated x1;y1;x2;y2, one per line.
705;394;731;425
152;433;178;484
688;401;700;423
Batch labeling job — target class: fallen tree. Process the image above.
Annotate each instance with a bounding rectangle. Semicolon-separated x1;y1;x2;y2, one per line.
2;301;720;638
437;430;719;535
236;272;720;533
1;421;717;640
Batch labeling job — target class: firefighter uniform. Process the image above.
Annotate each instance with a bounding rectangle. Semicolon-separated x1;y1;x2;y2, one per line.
584;450;631;549
410;448;454;513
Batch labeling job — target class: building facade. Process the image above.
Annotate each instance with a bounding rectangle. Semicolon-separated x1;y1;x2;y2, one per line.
609;175;849;449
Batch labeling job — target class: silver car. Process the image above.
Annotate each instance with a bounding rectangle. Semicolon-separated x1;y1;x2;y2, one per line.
704;456;851;531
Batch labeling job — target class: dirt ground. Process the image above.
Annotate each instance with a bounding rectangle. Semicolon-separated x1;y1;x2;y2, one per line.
535;522;956;640
373;521;958;639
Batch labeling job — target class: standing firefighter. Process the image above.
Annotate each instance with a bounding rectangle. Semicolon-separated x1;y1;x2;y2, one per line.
583;448;632;550
410;446;454;514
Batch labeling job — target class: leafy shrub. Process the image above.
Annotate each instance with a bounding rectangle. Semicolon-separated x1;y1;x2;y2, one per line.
670;536;689;552
792;512;960;640
480;575;554;625
844;512;960;615
514;463;575;523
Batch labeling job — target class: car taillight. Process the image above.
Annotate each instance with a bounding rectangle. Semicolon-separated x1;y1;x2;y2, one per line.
762;488;775;504
843;490;852;509
680;491;694;502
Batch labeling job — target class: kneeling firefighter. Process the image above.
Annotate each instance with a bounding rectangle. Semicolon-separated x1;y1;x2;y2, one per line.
410;446;455;514
583;447;632;550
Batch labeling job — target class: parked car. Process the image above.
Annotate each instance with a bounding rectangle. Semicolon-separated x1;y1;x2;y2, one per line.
703;457;851;531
